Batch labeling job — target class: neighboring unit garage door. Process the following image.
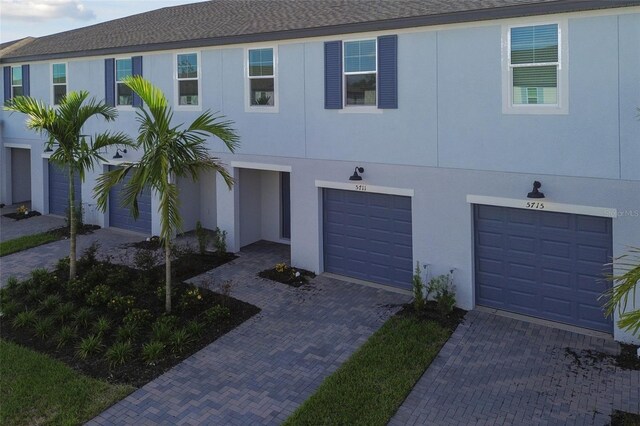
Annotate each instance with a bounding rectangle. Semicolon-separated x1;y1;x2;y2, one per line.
474;204;613;332
49;162;81;216
323;189;413;290
108;167;152;234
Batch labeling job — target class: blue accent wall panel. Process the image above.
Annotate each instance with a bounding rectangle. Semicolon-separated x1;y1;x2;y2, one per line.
324;41;342;109
132;56;143;107
377;35;398;109
3;66;10;102
104;58;115;107
21;65;30;97
323;189;412;289
108;166;152;234
474;205;613;332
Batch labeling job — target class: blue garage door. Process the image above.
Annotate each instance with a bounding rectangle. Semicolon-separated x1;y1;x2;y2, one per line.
323;189;413;290
49;162;81;216
474;205;613;332
108;167;152;234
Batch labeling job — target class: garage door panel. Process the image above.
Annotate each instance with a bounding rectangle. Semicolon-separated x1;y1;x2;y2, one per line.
323;189;412;289
108;167;152;234
475;205;612;333
49;163;82;216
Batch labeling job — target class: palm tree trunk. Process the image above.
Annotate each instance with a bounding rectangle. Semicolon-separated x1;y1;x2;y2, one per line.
165;239;172;313
69;167;77;279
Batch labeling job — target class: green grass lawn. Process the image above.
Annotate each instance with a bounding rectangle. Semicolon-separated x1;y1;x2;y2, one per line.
0;340;134;425
284;313;453;426
0;232;60;257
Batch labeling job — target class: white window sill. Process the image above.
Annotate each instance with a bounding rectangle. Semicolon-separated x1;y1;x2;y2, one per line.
174;105;203;112
502;104;568;115
245;105;279;114
338;106;382;114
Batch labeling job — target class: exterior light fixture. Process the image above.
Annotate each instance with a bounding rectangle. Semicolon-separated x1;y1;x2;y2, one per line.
44;145;53;153
349;166;364;181
113;148;127;159
527;181;545;199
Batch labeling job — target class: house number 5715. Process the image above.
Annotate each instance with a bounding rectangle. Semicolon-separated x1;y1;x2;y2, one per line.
526;201;545;210
355;184;367;191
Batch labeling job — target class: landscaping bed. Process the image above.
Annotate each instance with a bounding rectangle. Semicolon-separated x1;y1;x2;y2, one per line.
0;246;259;387
284;304;465;426
611;410;640;426
3;210;42;220
258;263;316;287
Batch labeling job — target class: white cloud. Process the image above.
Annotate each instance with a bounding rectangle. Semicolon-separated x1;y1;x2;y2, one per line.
1;0;96;21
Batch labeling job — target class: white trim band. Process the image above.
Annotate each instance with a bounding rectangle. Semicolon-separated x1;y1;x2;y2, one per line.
466;194;617;218
231;161;292;172
315;180;414;197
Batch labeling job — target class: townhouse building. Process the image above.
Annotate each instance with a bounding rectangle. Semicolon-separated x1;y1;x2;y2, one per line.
1;0;639;342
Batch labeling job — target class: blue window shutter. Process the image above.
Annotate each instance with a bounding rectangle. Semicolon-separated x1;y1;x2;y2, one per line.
324;41;342;109
132;56;143;107
105;58;115;107
22;65;30;96
3;66;10;102
377;35;398;109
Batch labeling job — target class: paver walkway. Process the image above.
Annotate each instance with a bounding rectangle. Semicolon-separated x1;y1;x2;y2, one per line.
0;209;66;242
390;310;640;426
90;241;411;425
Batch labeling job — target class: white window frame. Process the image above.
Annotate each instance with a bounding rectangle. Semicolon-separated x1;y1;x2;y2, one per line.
342;38;378;109
502;19;568;115
245;46;278;113
11;65;23;98
114;57;134;109
51;62;67;105
174;51;202;111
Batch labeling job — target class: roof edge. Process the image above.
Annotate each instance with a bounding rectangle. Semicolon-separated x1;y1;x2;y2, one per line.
0;0;636;64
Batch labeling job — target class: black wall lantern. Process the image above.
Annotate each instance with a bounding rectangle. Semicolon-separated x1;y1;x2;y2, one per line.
527;181;545;199
44;145;53;153
113;148;127;159
349;166;364;181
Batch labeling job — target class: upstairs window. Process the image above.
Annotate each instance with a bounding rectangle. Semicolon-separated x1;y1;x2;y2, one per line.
510;24;558;105
52;63;67;105
11;66;23;97
248;48;275;107
115;58;133;106
503;21;567;114
344;40;377;106
177;53;199;106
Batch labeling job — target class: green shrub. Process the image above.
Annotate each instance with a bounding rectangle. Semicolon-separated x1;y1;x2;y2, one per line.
39;293;62;312
123;308;152;328
195;221;208;254
179;286;204;310
213;227;227;253
63;278;92;298
105;341;134;368
77;241;99;269
25;287;45;304
428;271;457;315
151;317;176;343
412;261;426;312
86;285;112;307
73;307;94;329
107;295;135;313
34;316;55;339
133;248;158;273
5;276;20;291
141;341;165;365
76;334;104;359
54;257;71;280
0;299;20;318
30;268;57;291
55;302;75;323
115;323;139;342
169;328;192;353
185;320;205;338
12;310;36;329
93;316;111;336
55;325;77;349
202;305;231;324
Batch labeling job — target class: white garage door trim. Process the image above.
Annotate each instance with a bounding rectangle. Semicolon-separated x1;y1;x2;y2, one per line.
315;180;414;197
466;195;617;218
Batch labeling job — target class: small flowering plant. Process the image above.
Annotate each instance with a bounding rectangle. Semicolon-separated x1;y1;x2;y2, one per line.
107;295;136;313
258;263;316;288
179;286;204;310
16;205;29;215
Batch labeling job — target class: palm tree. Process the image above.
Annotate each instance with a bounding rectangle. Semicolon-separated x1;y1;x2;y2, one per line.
603;247;640;336
94;76;239;313
4;91;133;279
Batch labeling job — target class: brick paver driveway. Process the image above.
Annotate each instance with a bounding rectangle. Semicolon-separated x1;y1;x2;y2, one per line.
0;208;66;242
90;241;411;425
391;310;640;426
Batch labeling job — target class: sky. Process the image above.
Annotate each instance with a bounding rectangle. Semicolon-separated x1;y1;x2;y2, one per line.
0;0;209;43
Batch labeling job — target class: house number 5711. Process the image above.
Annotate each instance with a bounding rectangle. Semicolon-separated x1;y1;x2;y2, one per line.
355;184;367;191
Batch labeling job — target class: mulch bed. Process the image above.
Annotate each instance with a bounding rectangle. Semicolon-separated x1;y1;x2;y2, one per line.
258;265;316;288
616;344;640;370
47;224;101;238
3;210;42;220
0;252;258;388
610;410;640;425
398;302;467;332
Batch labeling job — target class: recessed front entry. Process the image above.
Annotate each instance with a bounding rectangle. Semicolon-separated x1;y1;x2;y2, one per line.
108;166;152;234
474;204;613;333
48;162;81;216
323;189;413;290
